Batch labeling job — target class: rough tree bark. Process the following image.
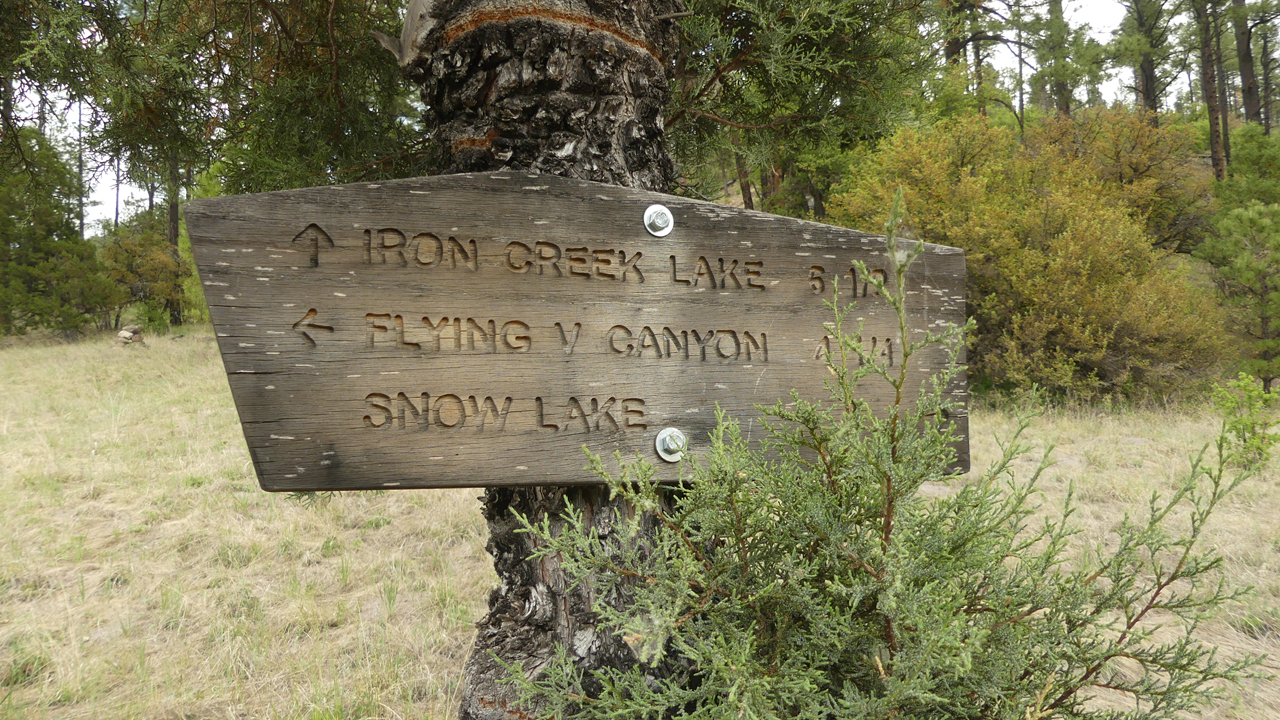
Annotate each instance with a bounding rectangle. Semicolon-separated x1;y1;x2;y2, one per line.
1215;10;1233;165
405;2;682;718
1232;0;1262;124
729;130;754;210
1194;0;1227;180
1264;29;1274;134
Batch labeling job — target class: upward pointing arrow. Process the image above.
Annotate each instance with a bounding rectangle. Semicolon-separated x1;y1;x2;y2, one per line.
292;224;335;267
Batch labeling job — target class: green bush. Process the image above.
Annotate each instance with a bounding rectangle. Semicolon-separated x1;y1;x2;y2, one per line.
828;111;1228;399
506;207;1258;719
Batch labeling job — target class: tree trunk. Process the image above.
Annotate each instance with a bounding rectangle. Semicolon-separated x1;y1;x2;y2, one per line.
167;162;184;327
729;130;754;210
1232;0;1262;123
1264;27;1275;134
1047;0;1071;116
1195;1;1227;180
407;3;682;718
1215;11;1233;166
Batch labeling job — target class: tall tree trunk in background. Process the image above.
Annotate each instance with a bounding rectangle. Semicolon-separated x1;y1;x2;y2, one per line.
167;162;184;326
407;3;681;718
1195;0;1227;180
729;130;754;210
1047;0;1071;116
1215;10;1233;165
943;0;976;66
1264;29;1275;134
1232;0;1262;123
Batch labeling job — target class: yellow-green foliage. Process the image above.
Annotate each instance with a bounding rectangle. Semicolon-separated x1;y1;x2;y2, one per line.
829;111;1228;398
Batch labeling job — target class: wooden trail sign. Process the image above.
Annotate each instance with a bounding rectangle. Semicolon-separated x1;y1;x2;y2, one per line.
186;174;968;491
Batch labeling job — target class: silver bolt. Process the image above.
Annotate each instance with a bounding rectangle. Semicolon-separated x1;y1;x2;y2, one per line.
655;427;687;462
644;204;674;237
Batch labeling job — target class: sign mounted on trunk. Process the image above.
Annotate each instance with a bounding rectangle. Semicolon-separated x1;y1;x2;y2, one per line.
186;174;968;491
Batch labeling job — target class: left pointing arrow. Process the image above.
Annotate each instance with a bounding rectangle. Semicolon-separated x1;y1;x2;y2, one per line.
292;224;335;267
292;309;335;348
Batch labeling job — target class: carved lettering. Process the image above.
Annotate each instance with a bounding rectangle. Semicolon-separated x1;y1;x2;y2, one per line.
691;329;716;361
368;390;513;431
555;322;581;354
622;398;647;429
536;397;638;433
363;229;474;272
509;241;643;282
606;325;635;355
421;316;458;352
536;397;560;431
394;315;420;351
364;393;393;428
604;326;766;362
565;247;591;278
671;256;762;290
714;330;740;360
447;237;478;271
662;327;686;359
396;392;430;428
742;331;767;362
534;241;563;276
501;321;532;353
505;241;533;273
719;258;741;289
693;256;715;287
366;313;391;348
434;394;466;429
467;395;513;431
365;315;532;354
413;233;444;267
372;229;408;266
670;255;690;286
466;318;497;353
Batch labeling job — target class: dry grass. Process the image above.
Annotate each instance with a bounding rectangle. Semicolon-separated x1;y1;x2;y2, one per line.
0;328;494;719
0;330;1277;717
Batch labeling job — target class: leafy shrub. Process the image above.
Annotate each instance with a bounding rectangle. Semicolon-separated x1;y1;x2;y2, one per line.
1212;373;1279;469
507;212;1258;719
828;112;1229;398
98;211;192;333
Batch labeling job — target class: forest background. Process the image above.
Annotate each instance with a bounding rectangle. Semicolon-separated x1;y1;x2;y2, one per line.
7;0;1280;401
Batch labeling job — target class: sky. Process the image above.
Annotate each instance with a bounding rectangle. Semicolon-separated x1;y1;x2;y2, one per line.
82;0;1131;229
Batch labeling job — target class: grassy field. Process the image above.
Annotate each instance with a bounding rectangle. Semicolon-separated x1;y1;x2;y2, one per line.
1;329;1278;718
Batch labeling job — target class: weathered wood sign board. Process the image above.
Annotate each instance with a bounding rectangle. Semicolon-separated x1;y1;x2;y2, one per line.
186;174;968;491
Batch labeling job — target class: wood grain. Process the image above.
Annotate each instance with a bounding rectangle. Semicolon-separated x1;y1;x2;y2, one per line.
186;173;968;491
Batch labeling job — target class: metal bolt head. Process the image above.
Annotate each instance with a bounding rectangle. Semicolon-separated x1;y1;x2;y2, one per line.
644;204;674;237
655;427;687;463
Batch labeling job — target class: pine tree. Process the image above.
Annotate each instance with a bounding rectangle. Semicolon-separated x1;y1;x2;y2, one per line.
1197;201;1280;390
